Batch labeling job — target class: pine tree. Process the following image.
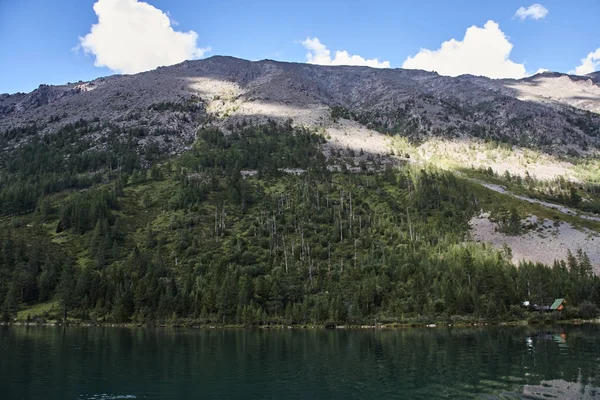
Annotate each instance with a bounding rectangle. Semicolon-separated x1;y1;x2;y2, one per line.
217;271;238;321
577;249;593;277
566;250;579;275
57;259;77;321
1;285;19;322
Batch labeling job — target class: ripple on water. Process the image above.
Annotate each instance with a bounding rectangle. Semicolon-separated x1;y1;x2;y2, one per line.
78;395;137;400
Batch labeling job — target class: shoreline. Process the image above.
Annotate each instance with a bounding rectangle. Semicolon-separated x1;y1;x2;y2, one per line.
2;318;599;330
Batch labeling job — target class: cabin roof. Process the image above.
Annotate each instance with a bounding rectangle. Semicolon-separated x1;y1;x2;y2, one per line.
550;298;565;310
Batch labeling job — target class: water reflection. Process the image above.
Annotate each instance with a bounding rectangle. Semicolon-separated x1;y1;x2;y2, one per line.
526;332;567;344
1;325;600;399
522;379;600;399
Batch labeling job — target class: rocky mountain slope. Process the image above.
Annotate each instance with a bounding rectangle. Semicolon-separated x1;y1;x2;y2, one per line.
2;56;600;160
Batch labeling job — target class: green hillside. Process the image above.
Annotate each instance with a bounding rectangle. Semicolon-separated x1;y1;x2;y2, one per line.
1;123;599;325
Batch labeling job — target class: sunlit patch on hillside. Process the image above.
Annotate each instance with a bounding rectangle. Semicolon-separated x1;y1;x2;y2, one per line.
388;135;598;182
505;74;600;115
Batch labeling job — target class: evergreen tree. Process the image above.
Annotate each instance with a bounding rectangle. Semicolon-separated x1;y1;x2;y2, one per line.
57;259;77;321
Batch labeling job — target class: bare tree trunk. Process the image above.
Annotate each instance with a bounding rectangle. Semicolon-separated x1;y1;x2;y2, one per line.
407;208;414;243
349;191;353;234
214;206;218;241
317;190;320;210
354;239;358;269
339;208;343;242
283;236;288;273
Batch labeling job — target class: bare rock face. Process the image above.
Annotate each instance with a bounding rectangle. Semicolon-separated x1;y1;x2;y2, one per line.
587;71;600;83
1;56;600;159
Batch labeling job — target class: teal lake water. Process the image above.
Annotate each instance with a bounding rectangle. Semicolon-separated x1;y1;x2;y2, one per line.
1;325;600;399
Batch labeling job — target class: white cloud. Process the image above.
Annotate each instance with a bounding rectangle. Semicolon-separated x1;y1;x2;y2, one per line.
572;48;600;75
301;37;390;68
79;0;210;74
402;21;526;79
515;4;549;20
534;68;549;74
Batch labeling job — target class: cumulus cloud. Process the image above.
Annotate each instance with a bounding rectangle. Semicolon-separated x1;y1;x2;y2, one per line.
572;48;600;75
301;37;390;68
402;21;526;79
79;0;210;74
515;4;549;20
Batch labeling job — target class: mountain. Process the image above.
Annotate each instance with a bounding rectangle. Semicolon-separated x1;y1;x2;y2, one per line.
1;57;600;326
2;56;600;160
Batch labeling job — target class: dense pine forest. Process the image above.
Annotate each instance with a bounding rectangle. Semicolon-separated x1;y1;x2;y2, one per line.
0;122;599;325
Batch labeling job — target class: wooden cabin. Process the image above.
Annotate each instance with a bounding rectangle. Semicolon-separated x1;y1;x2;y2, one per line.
550;298;565;311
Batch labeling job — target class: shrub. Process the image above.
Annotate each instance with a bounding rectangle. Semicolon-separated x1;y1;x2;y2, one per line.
579;302;598;319
508;305;524;320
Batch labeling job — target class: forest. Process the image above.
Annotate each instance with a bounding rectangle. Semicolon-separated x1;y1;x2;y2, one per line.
0;122;599;325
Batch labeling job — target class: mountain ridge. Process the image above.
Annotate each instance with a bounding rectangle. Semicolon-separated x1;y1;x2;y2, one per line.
2;56;599;159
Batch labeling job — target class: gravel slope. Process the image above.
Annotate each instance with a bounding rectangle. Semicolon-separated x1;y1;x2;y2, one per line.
470;213;600;273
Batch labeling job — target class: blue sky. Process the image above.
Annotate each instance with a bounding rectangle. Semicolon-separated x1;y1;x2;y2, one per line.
1;0;599;94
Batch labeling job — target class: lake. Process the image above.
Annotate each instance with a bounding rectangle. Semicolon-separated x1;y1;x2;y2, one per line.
1;325;600;399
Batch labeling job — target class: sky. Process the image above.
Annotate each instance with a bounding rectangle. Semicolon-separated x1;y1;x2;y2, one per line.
1;0;599;94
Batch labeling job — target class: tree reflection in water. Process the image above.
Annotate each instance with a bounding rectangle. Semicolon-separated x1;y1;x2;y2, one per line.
1;324;600;399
